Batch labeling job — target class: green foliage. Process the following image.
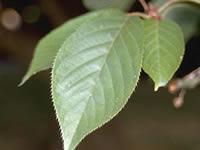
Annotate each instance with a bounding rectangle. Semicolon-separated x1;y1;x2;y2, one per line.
142;19;185;90
153;0;200;40
82;0;135;11
20;9;116;85
52;10;143;150
164;4;200;40
21;0;200;149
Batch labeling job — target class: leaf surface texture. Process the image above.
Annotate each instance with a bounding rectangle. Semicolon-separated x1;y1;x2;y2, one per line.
52;10;143;150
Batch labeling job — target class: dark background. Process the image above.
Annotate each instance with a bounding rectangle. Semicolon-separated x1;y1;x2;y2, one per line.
0;0;199;150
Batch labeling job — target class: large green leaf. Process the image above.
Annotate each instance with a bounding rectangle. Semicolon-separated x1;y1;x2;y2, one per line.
82;0;135;11
20;9;118;85
52;11;143;150
142;19;185;91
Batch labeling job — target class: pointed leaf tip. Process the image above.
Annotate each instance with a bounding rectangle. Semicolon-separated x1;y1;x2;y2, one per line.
142;19;185;89
51;12;144;150
154;81;167;91
18;75;29;87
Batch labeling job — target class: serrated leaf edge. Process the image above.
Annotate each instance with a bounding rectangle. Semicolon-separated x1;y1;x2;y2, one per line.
51;16;143;150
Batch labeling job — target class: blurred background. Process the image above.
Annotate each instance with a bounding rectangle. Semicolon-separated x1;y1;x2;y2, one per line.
0;0;199;150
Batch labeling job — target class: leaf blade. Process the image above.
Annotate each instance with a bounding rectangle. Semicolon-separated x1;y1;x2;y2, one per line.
164;4;200;40
52;11;143;150
153;0;200;40
20;9;120;85
142;19;185;90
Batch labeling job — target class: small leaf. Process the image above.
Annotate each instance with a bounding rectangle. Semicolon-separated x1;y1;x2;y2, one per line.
82;0;135;11
52;10;143;150
20;9;118;85
142;19;185;90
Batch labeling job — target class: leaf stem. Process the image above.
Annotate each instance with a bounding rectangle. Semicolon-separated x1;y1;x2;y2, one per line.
128;0;200;20
127;12;150;19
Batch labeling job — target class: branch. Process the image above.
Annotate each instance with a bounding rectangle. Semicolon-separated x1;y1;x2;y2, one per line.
168;67;200;93
168;67;200;108
139;0;149;12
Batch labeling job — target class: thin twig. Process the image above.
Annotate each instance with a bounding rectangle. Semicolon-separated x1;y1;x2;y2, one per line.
168;67;200;108
168;67;200;93
139;0;149;12
127;12;150;19
173;89;186;108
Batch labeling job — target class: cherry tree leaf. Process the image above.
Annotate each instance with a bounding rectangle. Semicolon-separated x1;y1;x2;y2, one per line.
142;19;185;90
52;10;143;150
20;9;117;85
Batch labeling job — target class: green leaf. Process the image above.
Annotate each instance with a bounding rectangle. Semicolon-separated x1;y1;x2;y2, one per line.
153;0;200;40
164;4;200;41
20;9;119;85
142;19;185;91
82;0;135;11
52;11;143;150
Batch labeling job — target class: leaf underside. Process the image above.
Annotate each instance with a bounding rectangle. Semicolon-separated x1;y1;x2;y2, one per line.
52;10;143;150
142;19;185;90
